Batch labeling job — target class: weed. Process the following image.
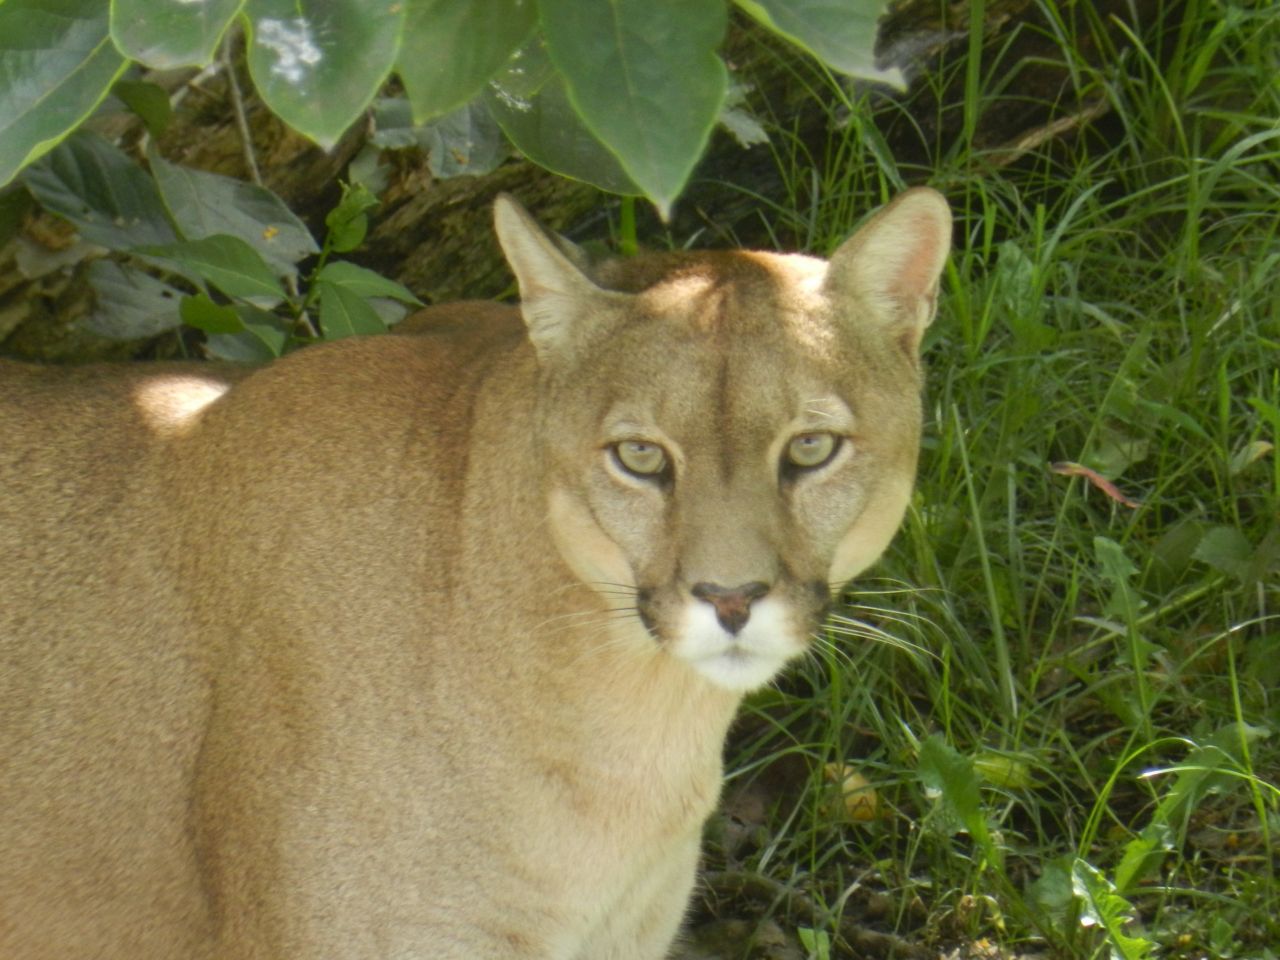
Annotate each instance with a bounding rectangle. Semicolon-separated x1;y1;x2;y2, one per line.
716;0;1280;955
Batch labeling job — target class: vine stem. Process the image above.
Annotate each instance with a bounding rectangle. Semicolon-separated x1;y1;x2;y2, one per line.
220;36;312;335
223;38;263;187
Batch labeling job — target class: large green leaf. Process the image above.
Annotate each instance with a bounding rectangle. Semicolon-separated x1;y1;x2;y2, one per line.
111;0;244;68
371;98;508;180
180;292;244;334
316;261;421;305
205;304;290;361
484;42;638;196
138;234;286;305
149;149;318;271
397;0;535;122
317;280;387;339
0;0;128;186
538;0;727;216
733;0;900;87
112;79;173;136
22;131;177;249
243;0;404;149
85;259;185;340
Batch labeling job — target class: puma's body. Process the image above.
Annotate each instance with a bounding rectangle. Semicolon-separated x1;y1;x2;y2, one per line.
0;192;950;959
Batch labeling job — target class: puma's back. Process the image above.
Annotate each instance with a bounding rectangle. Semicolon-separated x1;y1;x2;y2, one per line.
0;191;950;959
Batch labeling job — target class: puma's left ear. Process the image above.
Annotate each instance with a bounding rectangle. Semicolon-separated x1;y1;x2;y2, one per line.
493;194;614;363
823;188;952;355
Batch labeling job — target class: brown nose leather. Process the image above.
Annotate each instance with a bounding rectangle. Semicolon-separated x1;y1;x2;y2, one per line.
690;581;770;635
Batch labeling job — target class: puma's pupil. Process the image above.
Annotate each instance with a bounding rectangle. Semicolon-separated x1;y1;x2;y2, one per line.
785;433;839;469
613;440;668;477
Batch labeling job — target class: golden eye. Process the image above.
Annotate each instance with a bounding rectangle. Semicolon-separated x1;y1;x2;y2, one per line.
785;432;839;470
612;440;669;478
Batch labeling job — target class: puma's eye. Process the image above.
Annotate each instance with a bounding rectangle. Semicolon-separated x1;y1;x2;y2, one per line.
612;440;670;480
785;432;839;471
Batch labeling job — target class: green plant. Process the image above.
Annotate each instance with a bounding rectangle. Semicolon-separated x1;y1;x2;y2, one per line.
0;0;900;215
22;130;420;357
713;0;1279;955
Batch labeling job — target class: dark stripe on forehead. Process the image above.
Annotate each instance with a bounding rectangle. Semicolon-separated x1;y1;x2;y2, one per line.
715;352;733;484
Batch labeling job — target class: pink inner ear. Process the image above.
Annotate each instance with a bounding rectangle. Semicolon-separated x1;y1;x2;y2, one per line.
890;211;948;302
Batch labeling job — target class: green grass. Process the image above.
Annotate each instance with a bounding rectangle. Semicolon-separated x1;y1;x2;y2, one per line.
707;1;1280;956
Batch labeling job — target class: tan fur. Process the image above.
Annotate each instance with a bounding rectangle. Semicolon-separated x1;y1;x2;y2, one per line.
0;190;950;959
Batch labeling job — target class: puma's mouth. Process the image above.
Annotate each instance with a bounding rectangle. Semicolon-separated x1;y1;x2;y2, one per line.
671;596;806;691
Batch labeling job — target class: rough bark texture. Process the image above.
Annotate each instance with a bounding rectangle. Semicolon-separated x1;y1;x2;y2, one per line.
0;0;1164;362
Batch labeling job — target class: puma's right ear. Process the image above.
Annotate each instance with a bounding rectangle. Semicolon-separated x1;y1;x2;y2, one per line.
493;194;612;362
823;188;952;356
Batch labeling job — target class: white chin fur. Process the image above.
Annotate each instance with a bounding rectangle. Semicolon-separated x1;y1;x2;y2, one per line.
671;597;801;691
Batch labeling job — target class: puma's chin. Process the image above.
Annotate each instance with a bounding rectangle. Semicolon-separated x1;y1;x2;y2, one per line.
670;597;805;692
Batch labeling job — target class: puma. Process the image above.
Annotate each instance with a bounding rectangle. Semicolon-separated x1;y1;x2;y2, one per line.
0;189;950;959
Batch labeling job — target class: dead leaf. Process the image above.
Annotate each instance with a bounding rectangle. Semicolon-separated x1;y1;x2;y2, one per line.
1050;461;1142;508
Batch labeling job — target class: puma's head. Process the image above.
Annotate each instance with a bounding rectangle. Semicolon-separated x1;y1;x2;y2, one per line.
495;191;950;691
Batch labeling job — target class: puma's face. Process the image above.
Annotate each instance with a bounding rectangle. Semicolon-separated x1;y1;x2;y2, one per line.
537;263;925;691
495;191;951;691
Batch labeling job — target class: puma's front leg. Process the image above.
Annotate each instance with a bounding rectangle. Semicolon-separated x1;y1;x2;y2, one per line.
576;834;703;960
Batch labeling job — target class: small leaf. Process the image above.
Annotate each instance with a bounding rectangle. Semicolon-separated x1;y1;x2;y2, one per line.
1094;536;1137;584
317;280;387;339
972;751;1035;789
539;0;728;215
1229;439;1273;475
918;734;1002;868
0;0;129;186
1071;860;1155;960
204;303;289;360
316;261;421;304
1026;855;1075;919
1147;518;1208;590
1192;525;1253;580
420;103;507;179
112;79;173;136
1113;821;1174;896
733;0;899;86
138;234;286;305
243;0;404;149
1084;423;1149;478
23;131;177;249
111;0;243;68
719;83;769;148
85;259;184;339
328;214;367;254
324;181;379;253
796;927;831;960
149;149;318;270
397;0;535;122
1095;536;1145;621
993;239;1056;349
179;292;244;334
347;143;390;196
484;42;638;196
370;97;422;150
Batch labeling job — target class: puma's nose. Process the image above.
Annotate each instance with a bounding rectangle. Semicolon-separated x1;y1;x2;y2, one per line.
690;581;770;635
